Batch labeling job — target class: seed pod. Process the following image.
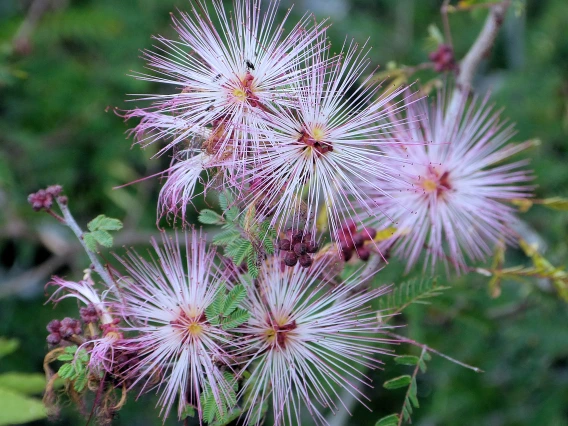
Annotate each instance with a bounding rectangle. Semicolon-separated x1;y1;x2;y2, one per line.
284;252;298;267
279;238;291;251
306;241;319;253
293;243;307;256
357;247;371;261
341;219;357;233
299;254;313;268
291;231;304;245
340;248;353;262
352;233;365;248
362;228;377;240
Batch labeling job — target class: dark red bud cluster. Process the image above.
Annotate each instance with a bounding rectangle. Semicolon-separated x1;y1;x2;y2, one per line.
338;221;376;262
79;304;99;324
429;44;457;72
279;230;319;269
28;185;63;211
46;317;82;345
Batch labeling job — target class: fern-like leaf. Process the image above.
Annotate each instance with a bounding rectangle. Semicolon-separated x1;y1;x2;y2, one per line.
378;277;449;313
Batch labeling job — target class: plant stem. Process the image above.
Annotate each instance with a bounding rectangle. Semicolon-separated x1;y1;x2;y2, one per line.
56;197;118;295
445;0;511;132
384;331;483;373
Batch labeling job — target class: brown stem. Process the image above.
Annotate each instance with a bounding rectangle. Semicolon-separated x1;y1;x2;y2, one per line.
445;0;511;130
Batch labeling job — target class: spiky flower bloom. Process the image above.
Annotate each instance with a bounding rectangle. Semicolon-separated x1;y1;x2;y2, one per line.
47;277;122;375
235;256;391;425
113;231;237;420
127;0;328;219
360;93;533;272
127;0;328;158
237;40;411;242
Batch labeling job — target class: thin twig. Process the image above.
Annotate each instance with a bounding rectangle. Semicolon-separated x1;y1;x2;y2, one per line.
56;198;118;295
445;0;511;130
385;331;483;373
441;0;453;48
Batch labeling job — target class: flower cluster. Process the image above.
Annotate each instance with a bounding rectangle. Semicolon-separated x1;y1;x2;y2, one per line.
127;0;412;241
39;0;536;425
352;92;533;272
46;231;390;424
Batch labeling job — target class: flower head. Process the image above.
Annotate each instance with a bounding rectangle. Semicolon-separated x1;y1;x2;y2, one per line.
127;0;328;160
47;277;122;375
235;255;391;425
114;231;237;420
236;40;412;243
360;92;533;272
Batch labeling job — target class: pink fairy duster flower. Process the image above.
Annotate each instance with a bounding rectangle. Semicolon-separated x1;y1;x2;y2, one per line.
47;277;123;375
360;92;533;272
113;231;238;420
237;40;413;243
235;255;392;425
127;0;328;161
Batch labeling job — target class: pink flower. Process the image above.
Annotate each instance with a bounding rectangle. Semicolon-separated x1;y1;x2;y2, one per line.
127;0;328;160
113;231;238;420
235;256;392;425
47;277;122;375
236;40;412;242
359;92;533;272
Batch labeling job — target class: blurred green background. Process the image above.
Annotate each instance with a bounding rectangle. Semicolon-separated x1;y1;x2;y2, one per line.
1;0;567;425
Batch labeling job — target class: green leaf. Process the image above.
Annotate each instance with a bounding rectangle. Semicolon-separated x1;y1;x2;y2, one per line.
87;214;123;232
225;206;240;222
57;363;75;379
394;355;420;366
263;238;275;255
0;338;19;359
223;284;247;316
247;252;259;279
0;387;46;425
218;191;234;212
375;414;400;426
205;289;226;325
232;240;253;266
201;392;217;424
377;277;450;313
212;228;242;246
73;374;88;392
0;373;45;395
222;308;250;330
91;229;113;247
223;371;239;392
83;232;98;252
408;378;419;408
181;405;196;419
198;209;224;225
260;221;277;240
383;375;412;390
541;197;568;211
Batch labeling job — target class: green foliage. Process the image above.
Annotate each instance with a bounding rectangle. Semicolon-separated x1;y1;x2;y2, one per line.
381;349;432;425
57;346;90;392
205;284;250;330
0;373;45;395
0;338;46;425
199;371;239;425
375;414;400;426
0;387;46;425
201;192;277;278
0;338;19;359
383;375;411;390
83;214;123;251
377;278;450;314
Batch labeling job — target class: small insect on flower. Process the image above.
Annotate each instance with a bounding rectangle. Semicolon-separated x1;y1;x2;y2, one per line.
237;39;413;246
113;231;243;420
234;255;392;425
126;0;329;162
358;91;534;273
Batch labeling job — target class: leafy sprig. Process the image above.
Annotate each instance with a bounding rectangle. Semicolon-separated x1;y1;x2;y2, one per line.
57;345;90;392
205;284;250;330
83;214;123;252
198;192;277;278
